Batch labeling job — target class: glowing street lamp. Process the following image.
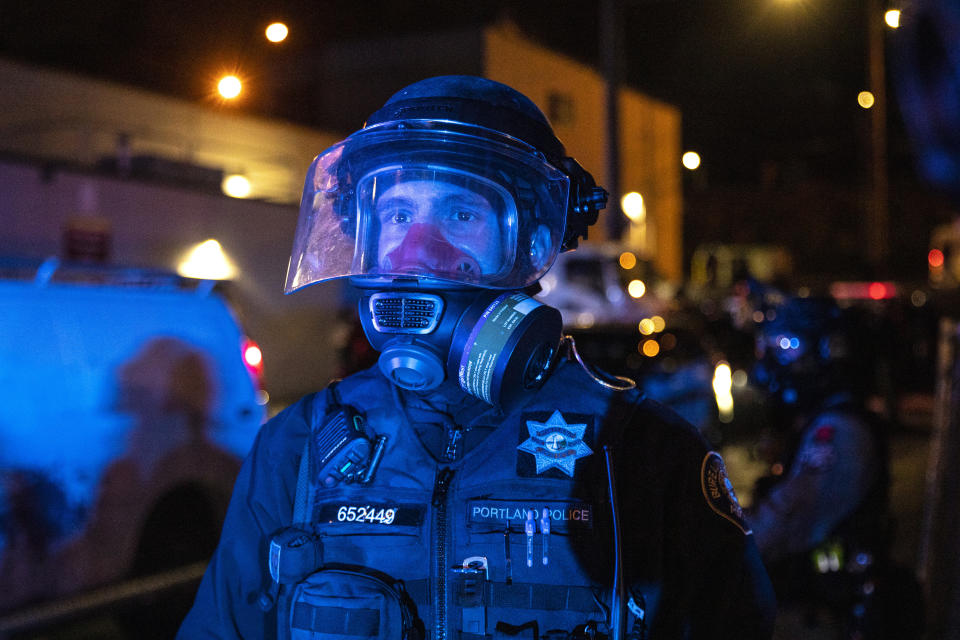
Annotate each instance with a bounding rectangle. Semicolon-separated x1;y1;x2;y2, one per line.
265;22;289;42
222;174;251;198
177;239;236;280
218;75;242;99
621;191;645;223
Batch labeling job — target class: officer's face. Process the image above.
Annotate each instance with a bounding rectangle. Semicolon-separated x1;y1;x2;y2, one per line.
375;180;505;282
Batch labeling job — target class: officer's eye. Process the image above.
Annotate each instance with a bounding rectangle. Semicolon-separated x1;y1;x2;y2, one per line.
453;209;478;222
380;208;412;224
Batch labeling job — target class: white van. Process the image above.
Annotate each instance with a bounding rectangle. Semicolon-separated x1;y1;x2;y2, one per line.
0;263;265;633
535;243;671;329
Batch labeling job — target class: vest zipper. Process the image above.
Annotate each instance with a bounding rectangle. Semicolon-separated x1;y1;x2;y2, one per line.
432;466;455;640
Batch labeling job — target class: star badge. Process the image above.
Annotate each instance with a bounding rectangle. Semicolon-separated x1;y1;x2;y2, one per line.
517;410;593;477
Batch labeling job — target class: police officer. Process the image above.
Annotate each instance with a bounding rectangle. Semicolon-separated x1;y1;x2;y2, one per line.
747;296;901;636
178;76;775;639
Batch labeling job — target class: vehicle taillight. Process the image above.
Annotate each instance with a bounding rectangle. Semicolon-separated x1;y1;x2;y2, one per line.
242;337;264;382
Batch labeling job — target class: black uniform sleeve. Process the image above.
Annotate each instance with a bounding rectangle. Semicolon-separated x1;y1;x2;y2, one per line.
176;397;316;639
621;399;776;639
677;448;777;639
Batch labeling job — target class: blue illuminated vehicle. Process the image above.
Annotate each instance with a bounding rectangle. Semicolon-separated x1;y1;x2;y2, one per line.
0;261;265;622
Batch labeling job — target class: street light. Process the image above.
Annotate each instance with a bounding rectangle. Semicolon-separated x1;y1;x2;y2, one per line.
265;22;288;43
222;174;251;198
217;75;242;99
177;239;236;280
621;191;645;222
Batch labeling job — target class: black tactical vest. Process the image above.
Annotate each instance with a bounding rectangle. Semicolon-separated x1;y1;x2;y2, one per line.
274;361;642;640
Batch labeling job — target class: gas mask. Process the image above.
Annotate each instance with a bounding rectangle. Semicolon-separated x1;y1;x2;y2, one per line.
349;168;563;409
283;76;607;409
356;286;562;411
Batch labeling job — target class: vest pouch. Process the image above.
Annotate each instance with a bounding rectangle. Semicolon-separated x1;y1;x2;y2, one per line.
280;568;420;640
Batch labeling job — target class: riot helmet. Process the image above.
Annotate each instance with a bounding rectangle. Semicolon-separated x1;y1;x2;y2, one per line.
285;76;606;293
284;76;608;408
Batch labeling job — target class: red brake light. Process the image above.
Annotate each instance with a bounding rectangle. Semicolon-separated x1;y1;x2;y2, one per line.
929;248;945;268
868;281;887;300
242;338;264;379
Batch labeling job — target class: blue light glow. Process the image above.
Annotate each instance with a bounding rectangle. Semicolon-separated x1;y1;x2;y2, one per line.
0;281;264;558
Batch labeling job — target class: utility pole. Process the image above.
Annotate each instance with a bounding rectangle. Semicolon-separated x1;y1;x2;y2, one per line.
601;0;625;241
867;0;889;273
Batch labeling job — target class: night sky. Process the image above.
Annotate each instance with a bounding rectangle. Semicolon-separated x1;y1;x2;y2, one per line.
0;1;895;175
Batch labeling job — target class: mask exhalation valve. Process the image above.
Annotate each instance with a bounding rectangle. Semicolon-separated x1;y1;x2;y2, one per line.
379;341;447;390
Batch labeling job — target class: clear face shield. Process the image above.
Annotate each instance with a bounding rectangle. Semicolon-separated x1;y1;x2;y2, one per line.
356;166;518;285
284;122;571;293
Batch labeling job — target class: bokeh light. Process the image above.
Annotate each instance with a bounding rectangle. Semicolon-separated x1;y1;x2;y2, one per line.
642;339;660;357
222;174;251;198
682;151;701;170
244;343;263;368
639;318;655;335
858;91;875;109
265;22;289;42
884;9;901;28
621;191;646;222
868;281;889;300
929;248;945;268
732;369;749;387
712;362;734;423
177;239;236;280
218;75;242;99
627;279;646;298
619;251;637;270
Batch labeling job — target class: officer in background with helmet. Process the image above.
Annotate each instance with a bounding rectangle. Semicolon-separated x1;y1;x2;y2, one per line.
749;297;885;561
748;296;922;637
178;76;775;640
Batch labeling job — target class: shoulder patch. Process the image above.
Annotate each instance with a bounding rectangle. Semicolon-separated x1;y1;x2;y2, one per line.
814;424;836;442
700;451;751;535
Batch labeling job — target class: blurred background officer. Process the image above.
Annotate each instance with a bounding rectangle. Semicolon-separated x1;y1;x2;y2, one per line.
178;75;775;639
747;296;922;638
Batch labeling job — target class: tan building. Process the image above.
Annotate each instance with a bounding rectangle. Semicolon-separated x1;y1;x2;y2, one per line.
484;22;683;281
